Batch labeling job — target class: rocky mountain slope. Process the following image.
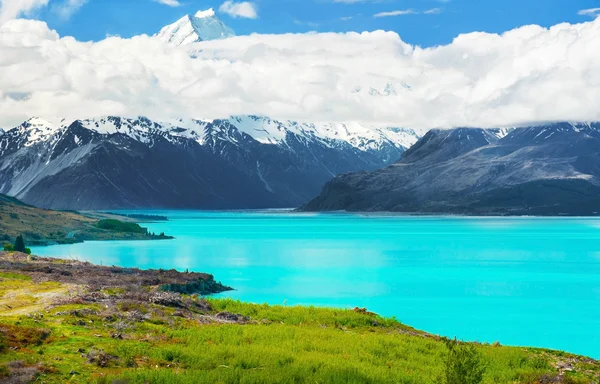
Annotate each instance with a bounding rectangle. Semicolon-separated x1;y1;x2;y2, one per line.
302;122;600;215
0;116;423;210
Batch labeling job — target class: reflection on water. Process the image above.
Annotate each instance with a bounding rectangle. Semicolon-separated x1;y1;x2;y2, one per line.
32;212;600;358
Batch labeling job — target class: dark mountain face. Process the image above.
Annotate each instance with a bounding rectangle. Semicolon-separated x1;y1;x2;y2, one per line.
19;134;273;210
0;117;417;210
302;122;600;216
199;120;391;207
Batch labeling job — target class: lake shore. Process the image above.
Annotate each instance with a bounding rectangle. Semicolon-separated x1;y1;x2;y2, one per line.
0;251;599;383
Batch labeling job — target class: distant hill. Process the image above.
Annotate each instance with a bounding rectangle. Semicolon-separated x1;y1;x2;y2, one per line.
302;122;600;216
0;194;170;245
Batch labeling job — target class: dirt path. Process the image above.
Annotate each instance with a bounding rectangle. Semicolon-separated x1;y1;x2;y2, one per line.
0;279;79;316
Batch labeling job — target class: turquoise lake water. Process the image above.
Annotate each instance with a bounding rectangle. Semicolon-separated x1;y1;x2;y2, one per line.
31;211;600;358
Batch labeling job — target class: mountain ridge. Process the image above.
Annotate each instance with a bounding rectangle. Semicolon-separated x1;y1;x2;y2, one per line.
301;122;600;215
0;115;424;210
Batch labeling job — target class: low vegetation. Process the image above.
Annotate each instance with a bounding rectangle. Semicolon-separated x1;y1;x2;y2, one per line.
3;235;32;254
102;213;169;221
96;219;173;240
96;219;147;234
0;253;598;384
0;194;173;245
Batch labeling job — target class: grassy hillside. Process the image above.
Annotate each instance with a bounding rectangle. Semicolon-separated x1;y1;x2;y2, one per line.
0;253;598;384
0;194;172;245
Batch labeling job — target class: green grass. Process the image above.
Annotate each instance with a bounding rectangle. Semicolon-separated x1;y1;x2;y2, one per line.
0;280;598;384
0;272;32;281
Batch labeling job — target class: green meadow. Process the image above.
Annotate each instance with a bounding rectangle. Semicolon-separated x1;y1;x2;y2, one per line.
0;271;599;383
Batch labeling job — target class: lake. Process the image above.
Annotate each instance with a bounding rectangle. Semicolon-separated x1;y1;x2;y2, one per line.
31;211;600;358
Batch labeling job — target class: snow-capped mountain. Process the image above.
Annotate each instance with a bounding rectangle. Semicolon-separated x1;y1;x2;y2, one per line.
155;8;235;46
0;116;424;210
359;82;412;97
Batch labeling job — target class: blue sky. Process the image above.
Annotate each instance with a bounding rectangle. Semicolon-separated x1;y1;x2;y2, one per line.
31;0;600;47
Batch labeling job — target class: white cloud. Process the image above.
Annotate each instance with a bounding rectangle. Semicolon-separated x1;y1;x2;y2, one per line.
1;18;600;130
424;8;442;15
578;8;600;18
0;0;49;25
53;0;88;20
219;1;257;19
374;10;415;18
154;0;181;6
374;8;442;18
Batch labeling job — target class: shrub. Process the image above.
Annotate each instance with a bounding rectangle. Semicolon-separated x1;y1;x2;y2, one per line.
4;236;32;254
439;337;486;384
0;365;8;378
0;333;7;353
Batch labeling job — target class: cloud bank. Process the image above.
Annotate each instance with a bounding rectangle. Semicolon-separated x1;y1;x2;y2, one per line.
0;0;49;25
0;18;600;129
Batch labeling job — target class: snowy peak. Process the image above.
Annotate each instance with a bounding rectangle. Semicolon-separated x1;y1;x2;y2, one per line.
10;117;68;147
208;115;425;153
76;116;206;145
156;9;235;46
3;115;425;157
362;81;411;97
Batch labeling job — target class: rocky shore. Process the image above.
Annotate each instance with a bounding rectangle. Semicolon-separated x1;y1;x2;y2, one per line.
0;252;231;296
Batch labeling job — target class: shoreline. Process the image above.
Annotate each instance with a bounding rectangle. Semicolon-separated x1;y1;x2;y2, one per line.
25;213;175;247
0;196;176;248
0;252;230;296
0;251;599;383
106;207;600;219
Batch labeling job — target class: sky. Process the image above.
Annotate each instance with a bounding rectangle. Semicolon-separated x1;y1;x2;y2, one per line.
15;0;600;47
0;0;600;129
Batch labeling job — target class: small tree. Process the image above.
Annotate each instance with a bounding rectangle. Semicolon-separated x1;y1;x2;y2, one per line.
13;235;26;253
440;337;486;384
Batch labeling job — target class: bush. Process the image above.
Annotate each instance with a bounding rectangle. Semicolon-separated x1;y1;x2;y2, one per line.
0;333;7;353
3;236;31;254
439;338;485;384
0;365;8;378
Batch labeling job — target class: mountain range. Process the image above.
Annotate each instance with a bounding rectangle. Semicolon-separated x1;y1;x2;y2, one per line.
4;10;598;215
302;122;600;216
0;11;426;211
0;116;423;210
